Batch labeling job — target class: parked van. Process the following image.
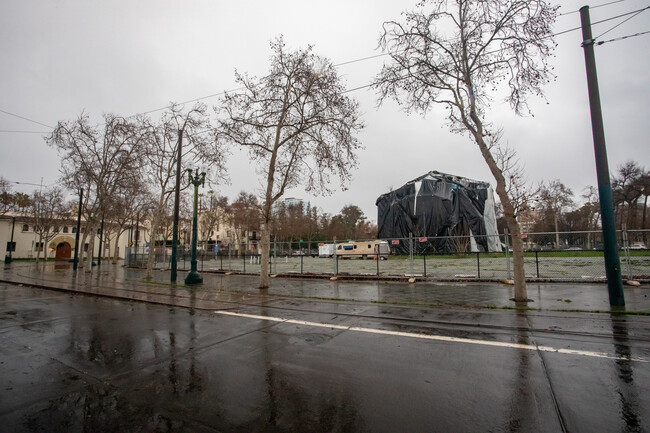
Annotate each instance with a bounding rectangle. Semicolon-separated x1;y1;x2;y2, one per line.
335;240;390;259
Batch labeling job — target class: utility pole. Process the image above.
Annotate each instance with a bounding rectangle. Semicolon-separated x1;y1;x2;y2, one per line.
171;129;183;283
580;6;625;307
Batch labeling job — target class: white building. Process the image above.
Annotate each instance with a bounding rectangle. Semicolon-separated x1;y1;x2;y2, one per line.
1;214;144;261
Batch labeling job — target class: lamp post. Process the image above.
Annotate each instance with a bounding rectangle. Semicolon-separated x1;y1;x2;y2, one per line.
185;168;206;285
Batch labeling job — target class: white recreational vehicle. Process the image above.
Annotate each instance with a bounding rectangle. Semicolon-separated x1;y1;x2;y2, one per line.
335;240;390;259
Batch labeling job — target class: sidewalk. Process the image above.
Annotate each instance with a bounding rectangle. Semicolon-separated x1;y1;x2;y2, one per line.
1;261;649;313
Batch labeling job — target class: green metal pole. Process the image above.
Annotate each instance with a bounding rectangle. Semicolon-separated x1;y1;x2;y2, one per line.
185;169;205;285
580;6;624;306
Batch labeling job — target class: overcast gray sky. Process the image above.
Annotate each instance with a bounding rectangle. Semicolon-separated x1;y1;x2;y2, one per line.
1;0;648;222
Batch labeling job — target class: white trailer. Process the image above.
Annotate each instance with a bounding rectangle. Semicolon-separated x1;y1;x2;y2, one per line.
318;244;335;257
335;240;390;259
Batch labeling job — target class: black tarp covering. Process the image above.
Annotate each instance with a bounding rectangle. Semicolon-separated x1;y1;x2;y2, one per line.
376;171;500;254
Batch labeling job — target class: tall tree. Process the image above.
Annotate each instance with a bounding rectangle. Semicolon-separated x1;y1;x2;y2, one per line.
538;179;574;248
227;191;261;255
30;186;69;262
218;37;364;288
47;112;146;268
140;103;221;279
339;204;366;239
104;176;153;263
612;161;645;229
199;190;229;244
374;0;558;301
1;177;15;216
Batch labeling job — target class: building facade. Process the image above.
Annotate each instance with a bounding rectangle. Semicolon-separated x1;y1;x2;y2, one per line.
1;214;143;261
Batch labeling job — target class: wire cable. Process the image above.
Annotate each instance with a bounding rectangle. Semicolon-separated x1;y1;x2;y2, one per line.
595;7;649;39
558;0;633;16
596;29;650;44
0;130;50;134
0;109;53;129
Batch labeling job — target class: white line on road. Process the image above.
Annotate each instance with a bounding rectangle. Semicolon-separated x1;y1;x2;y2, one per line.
215;310;647;363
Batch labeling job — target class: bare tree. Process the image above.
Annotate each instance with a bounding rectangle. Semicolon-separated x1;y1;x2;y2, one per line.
104;177;153;263
199;190;229;245
30;186;69;262
374;0;558;301
47;112;146;269
218;37;364;288
612;161;645;229
226;191;261;255
581;185;600;249
493;136;539;218
1;177;15;216
538;179;574;248
140;103;222;279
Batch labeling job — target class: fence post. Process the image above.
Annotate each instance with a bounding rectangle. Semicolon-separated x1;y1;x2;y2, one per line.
300;253;303;274
476;252;480;279
333;237;337;275
376;246;380;276
409;233;414;277
622;225;631;278
423;253;427;280
535;251;540;278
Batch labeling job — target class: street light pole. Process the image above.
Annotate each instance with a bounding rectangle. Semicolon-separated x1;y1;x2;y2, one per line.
185;168;206;285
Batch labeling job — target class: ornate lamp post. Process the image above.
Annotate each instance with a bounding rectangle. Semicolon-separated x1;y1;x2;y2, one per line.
185;168;206;285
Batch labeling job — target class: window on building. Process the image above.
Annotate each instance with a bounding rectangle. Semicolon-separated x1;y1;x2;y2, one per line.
6;242;16;252
34;242;44;252
22;224;29;232
84;243;89;252
72;227;77;234
63;226;69;233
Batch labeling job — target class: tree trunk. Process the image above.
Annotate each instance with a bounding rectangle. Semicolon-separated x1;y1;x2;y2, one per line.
471;129;528;301
78;231;88;269
642;195;648;229
36;234;43;263
259;221;271;288
113;234;121;264
85;227;96;273
554;214;560;248
146;212;162;279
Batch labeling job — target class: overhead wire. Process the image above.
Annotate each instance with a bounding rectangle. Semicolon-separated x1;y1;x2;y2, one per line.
594;6;649;39
1;5;647;137
557;0;633;16
596;29;650;44
0;109;54;129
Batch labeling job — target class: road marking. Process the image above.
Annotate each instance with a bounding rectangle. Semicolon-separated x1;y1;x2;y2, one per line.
215;310;647;363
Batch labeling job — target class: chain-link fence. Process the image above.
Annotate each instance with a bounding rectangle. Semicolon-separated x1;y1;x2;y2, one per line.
125;229;649;281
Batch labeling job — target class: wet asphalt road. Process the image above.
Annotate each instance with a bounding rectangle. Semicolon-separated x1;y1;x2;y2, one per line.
1;283;649;432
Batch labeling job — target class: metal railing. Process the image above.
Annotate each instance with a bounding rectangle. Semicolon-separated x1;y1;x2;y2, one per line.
124;229;649;281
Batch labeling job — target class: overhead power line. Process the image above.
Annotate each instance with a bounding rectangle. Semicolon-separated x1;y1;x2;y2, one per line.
596;29;650;44
1;5;646;134
0;130;50;134
595;6;649;39
558;0;632;17
0;109;53;129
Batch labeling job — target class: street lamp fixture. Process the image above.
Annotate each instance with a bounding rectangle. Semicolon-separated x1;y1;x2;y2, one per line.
185;168;206;285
